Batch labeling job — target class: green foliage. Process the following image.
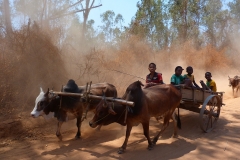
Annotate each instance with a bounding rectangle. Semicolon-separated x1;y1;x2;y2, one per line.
99;10;125;45
228;0;240;28
130;0;168;49
168;0;201;43
7;0;240;51
129;0;237;50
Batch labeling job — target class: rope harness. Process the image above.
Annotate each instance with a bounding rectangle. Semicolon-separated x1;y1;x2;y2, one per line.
81;82;92;122
92;91;132;125
90;101;127;126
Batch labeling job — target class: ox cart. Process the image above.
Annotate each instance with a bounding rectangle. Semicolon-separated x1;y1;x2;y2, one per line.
178;86;224;132
49;82;223;133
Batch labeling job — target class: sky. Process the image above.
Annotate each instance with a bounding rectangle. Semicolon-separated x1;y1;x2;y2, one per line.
85;0;228;28
85;0;140;27
10;0;139;29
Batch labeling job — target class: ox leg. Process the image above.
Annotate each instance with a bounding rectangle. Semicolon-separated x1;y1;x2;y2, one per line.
75;116;82;139
118;124;132;154
237;87;239;97
232;87;234;97
172;112;178;138
152;125;168;145
152;116;170;145
56;121;63;141
142;121;153;150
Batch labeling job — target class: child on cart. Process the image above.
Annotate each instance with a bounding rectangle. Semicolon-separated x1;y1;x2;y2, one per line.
183;66;200;89
200;72;217;92
144;63;163;88
170;66;185;85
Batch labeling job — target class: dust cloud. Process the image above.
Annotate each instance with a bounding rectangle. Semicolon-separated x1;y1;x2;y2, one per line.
0;19;239;141
61;38;239;96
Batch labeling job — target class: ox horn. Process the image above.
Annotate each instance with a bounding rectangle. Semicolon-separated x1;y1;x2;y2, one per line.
40;87;44;93
44;88;49;97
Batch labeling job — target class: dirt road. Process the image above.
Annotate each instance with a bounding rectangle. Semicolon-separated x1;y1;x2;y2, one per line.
0;90;240;160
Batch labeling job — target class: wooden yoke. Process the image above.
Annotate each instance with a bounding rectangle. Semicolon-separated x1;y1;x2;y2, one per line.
50;91;135;107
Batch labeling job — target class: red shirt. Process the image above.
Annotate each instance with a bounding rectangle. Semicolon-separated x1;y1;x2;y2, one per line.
146;72;163;83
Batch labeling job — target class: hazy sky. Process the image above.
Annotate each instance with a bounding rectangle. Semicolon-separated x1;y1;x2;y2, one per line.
86;0;139;27
10;0;139;29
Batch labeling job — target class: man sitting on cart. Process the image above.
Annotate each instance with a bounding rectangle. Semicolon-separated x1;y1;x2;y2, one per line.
144;63;163;88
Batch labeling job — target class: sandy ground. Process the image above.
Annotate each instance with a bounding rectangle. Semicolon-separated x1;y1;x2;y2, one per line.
0;88;240;160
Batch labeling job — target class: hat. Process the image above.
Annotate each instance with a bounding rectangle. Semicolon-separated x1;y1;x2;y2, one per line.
175;66;184;71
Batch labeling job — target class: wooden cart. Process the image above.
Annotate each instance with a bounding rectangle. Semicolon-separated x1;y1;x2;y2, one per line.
178;86;224;133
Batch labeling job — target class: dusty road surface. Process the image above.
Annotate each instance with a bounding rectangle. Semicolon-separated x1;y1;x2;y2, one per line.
0;90;240;160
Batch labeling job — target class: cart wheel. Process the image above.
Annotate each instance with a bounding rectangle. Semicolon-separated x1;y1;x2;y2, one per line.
199;95;221;133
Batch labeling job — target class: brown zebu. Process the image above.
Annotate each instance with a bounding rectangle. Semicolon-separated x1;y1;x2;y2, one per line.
89;81;181;154
31;79;117;140
228;76;240;97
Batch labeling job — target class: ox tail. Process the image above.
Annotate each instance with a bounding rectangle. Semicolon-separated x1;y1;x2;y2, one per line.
175;105;181;129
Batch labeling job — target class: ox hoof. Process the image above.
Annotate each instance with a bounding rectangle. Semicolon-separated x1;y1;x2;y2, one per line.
172;134;178;138
152;138;158;145
147;144;154;150
57;135;62;141
75;135;81;139
95;126;102;131
75;132;81;139
118;148;125;154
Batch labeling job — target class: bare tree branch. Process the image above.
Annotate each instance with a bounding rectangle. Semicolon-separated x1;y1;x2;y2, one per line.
60;0;85;14
47;4;102;20
90;0;95;8
3;0;12;35
41;0;47;25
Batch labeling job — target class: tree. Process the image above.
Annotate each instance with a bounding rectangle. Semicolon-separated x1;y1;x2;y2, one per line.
99;10;125;45
81;0;102;40
130;0;169;50
131;0;232;50
201;0;230;48
167;0;207;47
228;0;240;25
14;0;72;28
2;0;12;35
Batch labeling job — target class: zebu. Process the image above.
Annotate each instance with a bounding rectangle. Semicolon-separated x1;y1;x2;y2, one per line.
31;79;117;140
228;76;240;97
89;81;181;154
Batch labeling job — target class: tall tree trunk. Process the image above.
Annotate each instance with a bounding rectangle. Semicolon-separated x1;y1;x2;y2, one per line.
3;0;12;35
180;0;188;42
82;0;94;42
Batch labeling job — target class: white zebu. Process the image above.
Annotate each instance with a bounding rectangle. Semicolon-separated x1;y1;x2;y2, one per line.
30;80;117;140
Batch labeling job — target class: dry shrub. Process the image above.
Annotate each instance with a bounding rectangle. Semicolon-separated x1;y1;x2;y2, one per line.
0;24;67;118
